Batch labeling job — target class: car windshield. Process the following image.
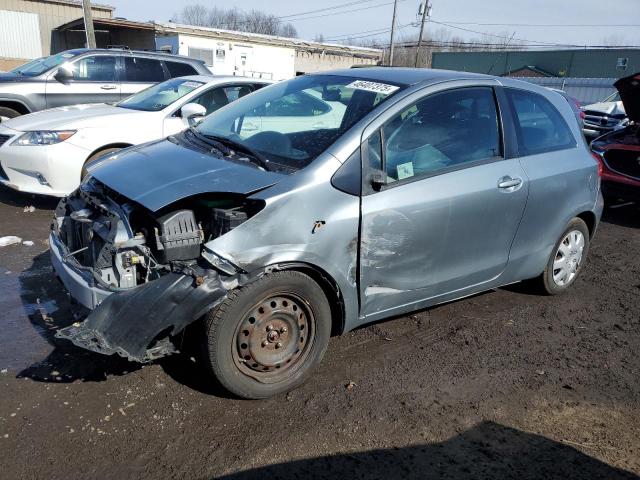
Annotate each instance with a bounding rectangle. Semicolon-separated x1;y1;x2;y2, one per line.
195;74;405;172
117;78;205;112
10;51;79;77
603;92;621;103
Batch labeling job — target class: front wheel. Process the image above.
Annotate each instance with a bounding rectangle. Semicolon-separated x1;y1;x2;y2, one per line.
538;218;590;295
202;271;331;399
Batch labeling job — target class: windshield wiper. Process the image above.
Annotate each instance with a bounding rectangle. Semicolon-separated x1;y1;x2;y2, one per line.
185;127;230;157
198;131;270;171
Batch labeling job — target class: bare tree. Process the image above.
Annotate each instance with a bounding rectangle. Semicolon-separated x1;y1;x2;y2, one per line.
174;5;298;38
314;33;325;43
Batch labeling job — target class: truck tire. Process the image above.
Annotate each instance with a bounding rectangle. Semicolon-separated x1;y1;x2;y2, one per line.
203;270;332;399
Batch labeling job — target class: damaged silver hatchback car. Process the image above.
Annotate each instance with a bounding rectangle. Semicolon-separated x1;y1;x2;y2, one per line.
52;68;603;398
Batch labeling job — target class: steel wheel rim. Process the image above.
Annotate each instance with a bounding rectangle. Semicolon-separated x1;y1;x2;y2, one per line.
233;293;315;383
552;229;585;287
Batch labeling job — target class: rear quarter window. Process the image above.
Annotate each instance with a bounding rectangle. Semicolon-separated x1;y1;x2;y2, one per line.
165;61;198;78
124;57;166;82
505;88;576;156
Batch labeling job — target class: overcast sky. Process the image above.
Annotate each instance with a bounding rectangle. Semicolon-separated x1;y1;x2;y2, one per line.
104;0;640;47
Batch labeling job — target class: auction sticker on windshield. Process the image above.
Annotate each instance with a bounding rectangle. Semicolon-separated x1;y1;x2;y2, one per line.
346;80;400;95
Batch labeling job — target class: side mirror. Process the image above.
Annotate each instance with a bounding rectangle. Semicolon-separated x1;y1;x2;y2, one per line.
54;68;72;83
181;102;207;125
369;171;386;191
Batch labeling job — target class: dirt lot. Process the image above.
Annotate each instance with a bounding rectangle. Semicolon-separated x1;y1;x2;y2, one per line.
0;186;638;480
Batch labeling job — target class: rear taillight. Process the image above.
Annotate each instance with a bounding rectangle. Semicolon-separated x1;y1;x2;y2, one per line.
591;152;604;177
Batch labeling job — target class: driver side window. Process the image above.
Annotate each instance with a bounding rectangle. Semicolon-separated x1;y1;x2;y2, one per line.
382;87;501;183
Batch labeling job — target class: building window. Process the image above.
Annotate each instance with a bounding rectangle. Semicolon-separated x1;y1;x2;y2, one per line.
215;49;225;61
616;58;629;71
188;47;214;66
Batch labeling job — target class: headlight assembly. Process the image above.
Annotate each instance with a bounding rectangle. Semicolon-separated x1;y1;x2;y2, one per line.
14;130;76;146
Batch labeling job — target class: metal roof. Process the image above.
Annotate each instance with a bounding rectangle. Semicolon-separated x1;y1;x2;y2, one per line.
154;21;382;58
38;0;114;11
323;67;495;85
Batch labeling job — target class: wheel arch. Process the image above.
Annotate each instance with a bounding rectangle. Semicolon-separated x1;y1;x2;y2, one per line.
576;210;597;238
0;99;31;115
268;261;346;337
85;143;134;162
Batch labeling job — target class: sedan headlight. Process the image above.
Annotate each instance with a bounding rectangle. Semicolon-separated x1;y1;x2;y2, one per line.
14;130;76;146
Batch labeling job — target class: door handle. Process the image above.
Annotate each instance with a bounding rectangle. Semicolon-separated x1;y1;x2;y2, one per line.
498;176;523;189
100;85;117;90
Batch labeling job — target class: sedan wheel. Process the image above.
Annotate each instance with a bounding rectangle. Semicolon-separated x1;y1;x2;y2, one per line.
538;217;590;295
234;294;315;381
552;230;585;287
203;271;331;399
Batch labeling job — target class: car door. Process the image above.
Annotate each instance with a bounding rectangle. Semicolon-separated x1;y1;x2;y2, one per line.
121;56;168;100
45;54;121;108
359;84;529;319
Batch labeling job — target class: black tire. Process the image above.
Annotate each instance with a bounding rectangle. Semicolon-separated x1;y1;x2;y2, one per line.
0;106;21;120
537;217;590;295
81;147;123;179
203;270;331;399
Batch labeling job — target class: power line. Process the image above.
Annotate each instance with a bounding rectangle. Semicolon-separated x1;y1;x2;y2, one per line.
427;19;574;46
281;0;408;23
278;0;379;20
431;21;640;28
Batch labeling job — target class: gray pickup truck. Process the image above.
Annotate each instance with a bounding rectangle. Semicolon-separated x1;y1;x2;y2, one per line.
0;48;211;120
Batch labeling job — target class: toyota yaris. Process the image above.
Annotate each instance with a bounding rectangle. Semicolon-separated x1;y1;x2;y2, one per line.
51;68;603;398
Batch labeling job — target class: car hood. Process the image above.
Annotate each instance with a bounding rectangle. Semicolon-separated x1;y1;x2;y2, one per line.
582;101;625;116
3;103;140;131
614;72;640;122
90;139;286;212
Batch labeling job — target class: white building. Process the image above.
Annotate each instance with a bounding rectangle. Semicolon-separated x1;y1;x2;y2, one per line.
154;22;382;81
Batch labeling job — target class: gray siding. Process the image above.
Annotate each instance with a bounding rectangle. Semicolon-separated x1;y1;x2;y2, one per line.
432;49;640;79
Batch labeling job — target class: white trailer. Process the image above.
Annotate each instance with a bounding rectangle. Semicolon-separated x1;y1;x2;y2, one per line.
156;23;295;81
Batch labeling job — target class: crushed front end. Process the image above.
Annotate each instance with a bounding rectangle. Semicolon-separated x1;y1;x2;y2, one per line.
51;178;258;362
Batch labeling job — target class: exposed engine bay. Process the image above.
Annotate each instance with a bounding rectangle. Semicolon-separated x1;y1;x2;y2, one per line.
51;178;266;362
53;178;263;291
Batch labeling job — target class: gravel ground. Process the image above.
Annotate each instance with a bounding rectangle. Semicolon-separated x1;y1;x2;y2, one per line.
0;187;638;480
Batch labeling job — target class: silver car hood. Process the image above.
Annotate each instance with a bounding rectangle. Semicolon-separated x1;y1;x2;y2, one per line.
90;139;285;212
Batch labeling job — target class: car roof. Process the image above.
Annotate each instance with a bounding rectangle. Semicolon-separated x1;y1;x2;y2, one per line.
180;75;274;85
316;67;495;86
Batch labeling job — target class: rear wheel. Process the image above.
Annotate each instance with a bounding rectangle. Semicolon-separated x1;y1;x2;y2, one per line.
538;218;590;295
81;147;123;179
0;106;21;121
203;271;331;399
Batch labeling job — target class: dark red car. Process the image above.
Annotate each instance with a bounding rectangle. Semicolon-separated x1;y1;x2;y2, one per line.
591;73;640;203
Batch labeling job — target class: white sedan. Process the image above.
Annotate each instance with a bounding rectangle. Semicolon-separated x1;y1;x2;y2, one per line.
0;75;271;196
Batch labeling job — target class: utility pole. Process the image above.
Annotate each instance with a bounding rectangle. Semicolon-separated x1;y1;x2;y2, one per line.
82;0;97;48
414;1;430;67
388;0;399;66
